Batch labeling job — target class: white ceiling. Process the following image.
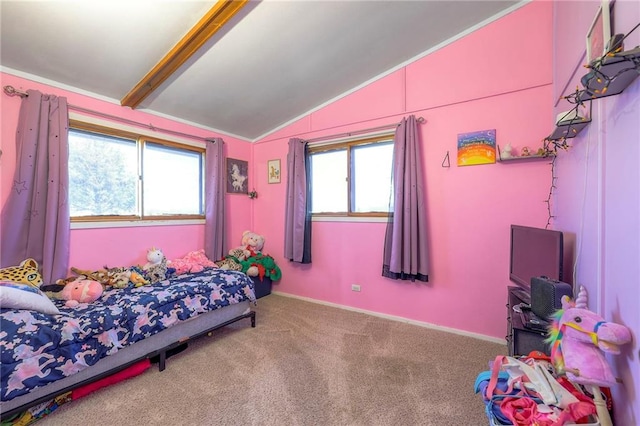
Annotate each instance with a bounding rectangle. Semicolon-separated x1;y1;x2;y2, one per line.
1;0;524;141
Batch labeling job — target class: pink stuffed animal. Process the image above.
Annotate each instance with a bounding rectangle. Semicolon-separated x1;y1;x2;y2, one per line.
59;279;103;307
169;250;217;275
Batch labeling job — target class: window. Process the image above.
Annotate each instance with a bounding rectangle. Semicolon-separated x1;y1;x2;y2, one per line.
68;121;204;222
309;134;394;216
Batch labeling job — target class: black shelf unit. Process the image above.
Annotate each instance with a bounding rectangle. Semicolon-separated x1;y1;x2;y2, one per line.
546;116;592;141
506;286;550;357
579;47;640;101
546;46;639;143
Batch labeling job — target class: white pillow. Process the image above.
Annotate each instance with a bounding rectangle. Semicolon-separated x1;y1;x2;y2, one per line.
0;281;60;315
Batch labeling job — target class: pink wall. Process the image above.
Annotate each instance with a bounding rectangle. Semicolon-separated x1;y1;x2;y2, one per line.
0;72;253;270
253;1;555;340
552;1;640;423
4;0;636;419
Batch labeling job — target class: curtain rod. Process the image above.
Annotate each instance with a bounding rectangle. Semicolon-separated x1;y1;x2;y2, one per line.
304;116;425;143
2;85;217;143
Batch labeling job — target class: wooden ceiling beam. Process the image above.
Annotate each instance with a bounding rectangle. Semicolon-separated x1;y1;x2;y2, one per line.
121;0;249;109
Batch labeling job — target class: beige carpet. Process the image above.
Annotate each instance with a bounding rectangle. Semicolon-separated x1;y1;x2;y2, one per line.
35;294;506;425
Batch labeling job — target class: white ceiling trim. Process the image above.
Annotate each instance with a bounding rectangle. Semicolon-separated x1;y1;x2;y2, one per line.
134;107;253;143
2;66;253;143
1;66;122;105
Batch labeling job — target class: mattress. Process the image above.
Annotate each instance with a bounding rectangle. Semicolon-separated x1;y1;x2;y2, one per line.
1;268;256;416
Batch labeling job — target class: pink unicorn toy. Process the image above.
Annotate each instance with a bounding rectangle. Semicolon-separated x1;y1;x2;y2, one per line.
547;285;631;426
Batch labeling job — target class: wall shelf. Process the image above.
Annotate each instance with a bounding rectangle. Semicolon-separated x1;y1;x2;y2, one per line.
498;154;554;162
546;116;592;142
579;47;640;101
545;46;639;146
497;145;554;162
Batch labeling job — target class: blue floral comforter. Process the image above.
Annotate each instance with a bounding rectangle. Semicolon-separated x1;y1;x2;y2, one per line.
0;268;255;402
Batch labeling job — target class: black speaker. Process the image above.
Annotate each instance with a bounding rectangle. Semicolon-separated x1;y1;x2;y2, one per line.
530;276;572;321
512;328;550;357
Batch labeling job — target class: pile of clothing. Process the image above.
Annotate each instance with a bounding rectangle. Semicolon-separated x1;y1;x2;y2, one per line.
474;351;605;426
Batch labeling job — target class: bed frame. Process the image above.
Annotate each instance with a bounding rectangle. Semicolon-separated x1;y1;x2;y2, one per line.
0;301;256;420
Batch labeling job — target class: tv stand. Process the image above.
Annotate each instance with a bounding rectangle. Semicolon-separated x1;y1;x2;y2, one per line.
506;286;550;356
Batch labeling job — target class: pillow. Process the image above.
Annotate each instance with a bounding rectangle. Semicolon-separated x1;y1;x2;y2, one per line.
0;280;60;315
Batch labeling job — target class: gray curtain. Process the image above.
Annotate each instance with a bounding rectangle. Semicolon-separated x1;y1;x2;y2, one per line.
284;138;311;263
382;115;429;282
1;90;70;284
204;138;226;261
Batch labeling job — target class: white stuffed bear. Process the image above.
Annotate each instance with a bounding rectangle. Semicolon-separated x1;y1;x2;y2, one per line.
239;230;265;258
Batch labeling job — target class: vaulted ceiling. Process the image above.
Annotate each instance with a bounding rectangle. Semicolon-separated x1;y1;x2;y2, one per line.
1;0;523;141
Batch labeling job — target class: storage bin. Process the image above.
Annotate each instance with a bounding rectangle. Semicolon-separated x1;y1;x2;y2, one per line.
251;276;272;299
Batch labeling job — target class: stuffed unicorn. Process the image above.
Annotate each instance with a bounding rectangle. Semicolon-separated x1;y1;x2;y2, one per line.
546;286;631;426
143;247;168;283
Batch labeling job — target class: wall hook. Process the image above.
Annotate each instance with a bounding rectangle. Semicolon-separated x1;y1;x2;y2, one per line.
442;151;450;168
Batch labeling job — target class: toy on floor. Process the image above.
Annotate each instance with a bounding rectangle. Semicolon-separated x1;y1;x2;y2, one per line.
546;285;632;426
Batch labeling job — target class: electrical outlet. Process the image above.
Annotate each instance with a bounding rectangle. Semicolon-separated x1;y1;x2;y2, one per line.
351;284;361;292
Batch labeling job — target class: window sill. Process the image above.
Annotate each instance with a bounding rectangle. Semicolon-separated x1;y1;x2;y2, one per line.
71;218;205;230
312;216;388;223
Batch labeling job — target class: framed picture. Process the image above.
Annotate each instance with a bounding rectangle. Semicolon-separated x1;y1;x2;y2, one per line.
226;158;248;194
268;159;281;184
586;0;611;64
457;129;496;166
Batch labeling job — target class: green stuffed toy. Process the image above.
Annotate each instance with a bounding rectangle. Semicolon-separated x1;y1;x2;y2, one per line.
241;254;281;281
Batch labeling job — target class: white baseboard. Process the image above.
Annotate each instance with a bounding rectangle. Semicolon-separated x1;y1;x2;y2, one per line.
271;291;505;345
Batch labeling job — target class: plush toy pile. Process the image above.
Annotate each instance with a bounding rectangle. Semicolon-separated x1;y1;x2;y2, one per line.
214;231;281;280
56;247;174;289
0;258;104;313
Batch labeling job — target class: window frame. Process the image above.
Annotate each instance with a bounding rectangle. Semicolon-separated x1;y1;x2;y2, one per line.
69;120;205;223
308;133;394;218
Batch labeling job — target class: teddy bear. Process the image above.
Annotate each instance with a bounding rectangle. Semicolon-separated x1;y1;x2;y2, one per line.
214;232;268;274
237;230;265;258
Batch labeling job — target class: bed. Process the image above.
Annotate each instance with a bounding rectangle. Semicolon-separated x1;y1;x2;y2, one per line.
0;267;256;420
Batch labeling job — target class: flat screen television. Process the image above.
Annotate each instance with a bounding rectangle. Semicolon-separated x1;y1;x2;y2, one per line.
509;225;564;290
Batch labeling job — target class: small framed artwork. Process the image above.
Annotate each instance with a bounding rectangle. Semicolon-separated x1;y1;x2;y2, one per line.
586;0;611;64
457;129;496;166
226;158;248;194
268;159;281;184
